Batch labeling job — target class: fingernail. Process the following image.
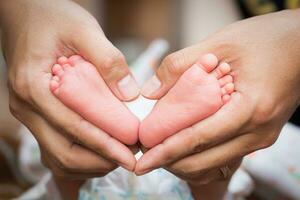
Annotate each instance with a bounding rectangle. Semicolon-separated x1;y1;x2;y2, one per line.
141;75;161;97
135;168;153;176
121;163;135;172
118;75;139;100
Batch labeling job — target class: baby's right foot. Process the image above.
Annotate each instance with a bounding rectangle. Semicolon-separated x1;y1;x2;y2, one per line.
50;55;139;145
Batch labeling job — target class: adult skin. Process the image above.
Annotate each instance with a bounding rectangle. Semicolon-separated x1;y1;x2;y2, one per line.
0;0;139;198
136;9;300;199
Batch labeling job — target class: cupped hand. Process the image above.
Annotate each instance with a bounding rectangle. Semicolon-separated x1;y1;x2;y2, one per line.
136;9;300;187
0;0;139;179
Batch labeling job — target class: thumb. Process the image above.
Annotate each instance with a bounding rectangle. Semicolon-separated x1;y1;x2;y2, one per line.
141;40;222;99
73;28;139;101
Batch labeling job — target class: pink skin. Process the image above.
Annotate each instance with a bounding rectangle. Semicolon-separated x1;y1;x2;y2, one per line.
49;55;139;145
139;54;235;148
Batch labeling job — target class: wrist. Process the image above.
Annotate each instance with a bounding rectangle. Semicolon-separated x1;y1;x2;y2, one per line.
188;183;202;200
188;181;229;200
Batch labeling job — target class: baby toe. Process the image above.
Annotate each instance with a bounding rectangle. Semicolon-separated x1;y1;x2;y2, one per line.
50;79;60;94
52;75;60;82
218;75;233;87
221;83;234;95
52;64;64;77
69;55;84;66
212;62;231;79
222;94;231;103
196;53;219;73
57;56;69;65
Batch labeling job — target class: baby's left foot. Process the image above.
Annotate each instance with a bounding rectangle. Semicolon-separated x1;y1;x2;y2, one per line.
139;54;235;148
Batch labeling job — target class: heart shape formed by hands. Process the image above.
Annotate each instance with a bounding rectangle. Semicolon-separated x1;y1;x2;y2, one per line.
49;53;234;150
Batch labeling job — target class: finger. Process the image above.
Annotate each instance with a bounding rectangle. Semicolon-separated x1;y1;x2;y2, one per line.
165;133;261;180
42;148;111;179
23;110;117;174
135;92;251;175
73;27;139;101
211;62;231;79
9;93;134;171
166;158;242;185
46;156;109;180
140;39;228;99
15;75;137;171
218;75;233;87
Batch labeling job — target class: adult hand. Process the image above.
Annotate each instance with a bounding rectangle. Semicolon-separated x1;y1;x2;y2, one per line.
0;0;139;179
136;9;300;187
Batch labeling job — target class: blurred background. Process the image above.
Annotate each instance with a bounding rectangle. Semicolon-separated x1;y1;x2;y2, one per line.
0;0;299;199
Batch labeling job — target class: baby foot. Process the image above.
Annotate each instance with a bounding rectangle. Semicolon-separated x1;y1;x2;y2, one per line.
139;54;235;148
50;55;139;145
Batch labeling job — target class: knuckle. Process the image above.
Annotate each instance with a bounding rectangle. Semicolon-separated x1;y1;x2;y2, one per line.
177;168;193;178
259;131;279;149
192;141;206;154
8;70;41;107
8;95;25;121
250;97;277;126
8;70;30;101
8;99;20;118
66;118;87;144
40;156;49;169
160;145;178;164
101;50;125;70
99;50;128;82
188;126;209;153
55;153;77;172
42;160;69;178
163;52;186;75
100;162;117;173
193;134;208;153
